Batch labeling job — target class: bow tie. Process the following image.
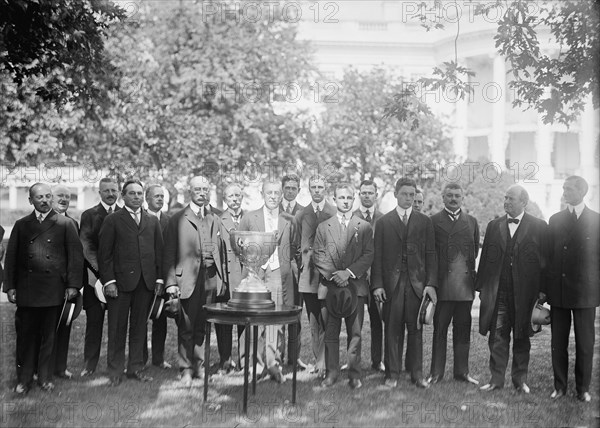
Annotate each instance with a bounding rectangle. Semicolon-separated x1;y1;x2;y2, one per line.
508;218;520;224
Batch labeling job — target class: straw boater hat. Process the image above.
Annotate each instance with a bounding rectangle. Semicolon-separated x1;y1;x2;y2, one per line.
417;294;435;329
57;292;83;330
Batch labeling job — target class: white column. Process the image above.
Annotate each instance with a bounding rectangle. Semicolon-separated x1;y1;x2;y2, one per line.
579;96;598;184
454;97;468;160
77;186;86;210
490;54;507;167
535;115;555;182
9;184;17;209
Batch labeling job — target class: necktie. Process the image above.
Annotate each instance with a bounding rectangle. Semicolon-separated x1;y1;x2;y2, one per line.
134;210;140;226
315;206;321;222
341;215;347;230
232;214;240;228
448;211;459;221
402;211;408;226
286;204;292;214
37;213;44;223
508;218;519;224
108;206;113;215
365;210;372;223
571;209;578;223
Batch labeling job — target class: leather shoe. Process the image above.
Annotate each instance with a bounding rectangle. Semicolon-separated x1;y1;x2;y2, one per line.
480;383;501;392
153;361;172;369
321;376;338;387
427;374;441;384
80;368;94;377
349;379;362;389
181;371;193;388
39;382;55;392
14;383;29;395
413;378;430;389
577;392;591;402
372;362;385;372
384;378;397;388
455;374;479;385
268;365;285;384
294;359;309;370
127;371;153;382
109;376;122;387
550;389;565;400
55;370;73;379
515;383;530;394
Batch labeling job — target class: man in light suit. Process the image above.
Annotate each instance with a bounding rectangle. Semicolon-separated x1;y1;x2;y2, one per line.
372;177;437;389
477;185;547;394
314;183;374;389
217;182;244;372
163;175;226;387
296;175;336;376
427;183;479;385
4;183;83;394
541;176;599;402
352;179;385;372
98;179;164;386
280;174;304;215
143;184;171;369
80;177;120;377
239;179;300;382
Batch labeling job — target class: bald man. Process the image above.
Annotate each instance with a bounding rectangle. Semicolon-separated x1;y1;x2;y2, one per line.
3;183;83;394
476;185;547;394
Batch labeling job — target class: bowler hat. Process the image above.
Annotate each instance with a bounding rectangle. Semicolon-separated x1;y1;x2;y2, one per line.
531;299;551;334
417;294;435;329
325;281;357;318
93;279;106;305
164;297;181;319
147;294;165;322
57;292;83;330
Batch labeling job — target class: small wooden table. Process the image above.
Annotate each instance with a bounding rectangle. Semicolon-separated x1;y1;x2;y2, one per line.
203;303;302;414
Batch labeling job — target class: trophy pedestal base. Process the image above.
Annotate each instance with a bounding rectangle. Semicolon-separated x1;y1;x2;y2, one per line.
228;290;275;309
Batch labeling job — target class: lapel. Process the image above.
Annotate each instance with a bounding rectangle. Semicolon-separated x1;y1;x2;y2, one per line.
390;210;404;242
345;215;360;247
451;211;469;235
138;210;149;233
277;213;290;246
436;210;454;235
253;209;266;232
184;205;202;230
498;215;508;251
29;210;58;240
514;212;531;247
325;217;345;269
120;208;140;233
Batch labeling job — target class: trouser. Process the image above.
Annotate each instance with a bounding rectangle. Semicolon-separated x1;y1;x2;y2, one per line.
488;293;530;387
302;292;327;372
368;291;383;366
16;306;60;385
383;271;422;382
52;322;72;374
551;306;596;394
430;300;473;379
82;302;105;372
106;279;152;378
325;296;366;380
143;308;167;366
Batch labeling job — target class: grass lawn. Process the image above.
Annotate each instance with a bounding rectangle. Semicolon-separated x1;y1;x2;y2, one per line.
0;301;598;427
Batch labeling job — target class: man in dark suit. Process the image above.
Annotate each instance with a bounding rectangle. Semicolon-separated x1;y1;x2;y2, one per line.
477;185;547;394
98;179;164;386
216;182;244;372
541;176;599;402
239;179;300;382
143;184;171;369
314;183;374;389
372;177;437;389
163;175;226;387
296;175;336;376
352;179;385;373
280;174;304;215
413;188;424;212
4;183;83;394
427;183;479;385
80;177;120;377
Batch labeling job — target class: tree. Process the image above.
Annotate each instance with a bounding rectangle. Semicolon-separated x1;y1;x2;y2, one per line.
385;0;599;126
317;67;453;193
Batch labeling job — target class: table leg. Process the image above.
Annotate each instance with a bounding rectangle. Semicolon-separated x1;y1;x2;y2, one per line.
243;322;250;415
204;321;211;401
252;325;258;395
292;322;297;404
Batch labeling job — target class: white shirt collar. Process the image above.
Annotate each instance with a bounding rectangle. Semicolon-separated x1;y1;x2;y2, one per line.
396;205;413;219
189;201;202;216
337;212;350;223
147;209;161;219
311;201;325;212
101;201;117;212
360;205;374;215
284;200;296;211
263;205;279;218
508;211;525;222
35;210;51;221
568;201;585;218
445;207;461;216
125;206;141;215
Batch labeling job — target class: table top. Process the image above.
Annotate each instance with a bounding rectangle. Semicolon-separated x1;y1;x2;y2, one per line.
203;303;302;325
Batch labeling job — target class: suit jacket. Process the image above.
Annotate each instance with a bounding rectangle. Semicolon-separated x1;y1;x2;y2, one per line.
163;205;225;298
238;207;300;306
313;215;374;298
98;208;163;292
156;211;170;233
352;208;383;233
3;210;84;307
0;225;5;285
296;201;337;293
543;207;600;308
431;210;480;301
219;209;244;291
80;203;121;308
476;213;547;338
371;209;437;298
280;201;304;216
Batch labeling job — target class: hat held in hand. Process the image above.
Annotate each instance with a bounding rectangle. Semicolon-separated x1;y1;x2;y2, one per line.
531;299;551;334
164;297;181;319
417;294;435;329
57;292;83;330
147;294;165;322
325;279;357;319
